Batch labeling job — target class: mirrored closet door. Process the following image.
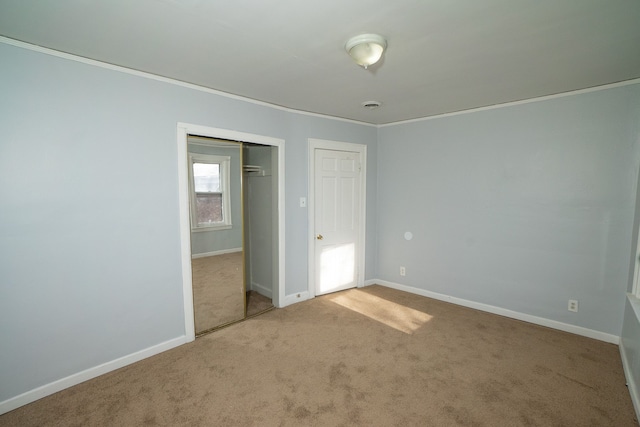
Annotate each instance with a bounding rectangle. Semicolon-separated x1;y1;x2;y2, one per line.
188;137;245;335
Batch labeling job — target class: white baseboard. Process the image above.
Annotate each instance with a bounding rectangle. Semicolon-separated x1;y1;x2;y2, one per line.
620;338;640;422
0;335;189;416
250;281;273;299
3;280;620;416
283;291;310;307
191;247;242;259
369;280;620;344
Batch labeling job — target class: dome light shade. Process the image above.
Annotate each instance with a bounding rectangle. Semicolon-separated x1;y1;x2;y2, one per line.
345;34;387;69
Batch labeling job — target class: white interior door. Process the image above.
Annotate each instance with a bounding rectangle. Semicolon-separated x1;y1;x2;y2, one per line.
314;148;361;296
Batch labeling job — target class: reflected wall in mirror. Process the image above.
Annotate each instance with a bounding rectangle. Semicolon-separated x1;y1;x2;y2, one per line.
188;137;245;335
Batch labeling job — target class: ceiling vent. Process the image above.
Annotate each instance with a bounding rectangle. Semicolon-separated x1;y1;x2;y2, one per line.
361;101;381;110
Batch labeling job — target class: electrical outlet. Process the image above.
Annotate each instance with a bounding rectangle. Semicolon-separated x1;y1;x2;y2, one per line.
400;266;406;276
568;299;578;312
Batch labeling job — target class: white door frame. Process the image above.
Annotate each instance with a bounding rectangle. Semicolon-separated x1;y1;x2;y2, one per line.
177;122;285;342
632;226;640;298
307;138;366;298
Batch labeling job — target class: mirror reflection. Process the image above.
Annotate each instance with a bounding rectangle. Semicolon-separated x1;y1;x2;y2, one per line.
188;137;277;336
188;138;245;334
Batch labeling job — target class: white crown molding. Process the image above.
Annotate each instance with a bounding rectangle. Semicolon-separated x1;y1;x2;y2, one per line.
3;36;638;130
0;36;375;127
0;36;640;128
379;78;640;127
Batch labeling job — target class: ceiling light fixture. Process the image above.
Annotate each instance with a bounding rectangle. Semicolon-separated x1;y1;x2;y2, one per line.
345;34;387;69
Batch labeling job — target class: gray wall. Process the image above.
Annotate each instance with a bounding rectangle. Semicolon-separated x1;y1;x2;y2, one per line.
2;37;638;409
0;42;377;403
377;84;640;336
188;142;243;255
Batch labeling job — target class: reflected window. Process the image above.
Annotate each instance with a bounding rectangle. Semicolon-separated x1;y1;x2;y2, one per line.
189;154;231;231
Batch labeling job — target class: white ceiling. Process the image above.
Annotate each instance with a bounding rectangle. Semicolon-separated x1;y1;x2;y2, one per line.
1;0;639;124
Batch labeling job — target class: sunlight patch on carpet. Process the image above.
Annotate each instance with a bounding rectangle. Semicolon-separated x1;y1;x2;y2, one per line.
328;291;433;334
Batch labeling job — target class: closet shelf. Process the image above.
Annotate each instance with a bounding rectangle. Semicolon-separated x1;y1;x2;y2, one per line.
243;164;271;176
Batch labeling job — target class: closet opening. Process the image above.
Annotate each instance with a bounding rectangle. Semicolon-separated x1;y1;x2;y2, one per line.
176;123;285;341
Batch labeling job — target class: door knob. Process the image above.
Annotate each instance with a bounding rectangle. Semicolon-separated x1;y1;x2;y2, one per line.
316;234;323;240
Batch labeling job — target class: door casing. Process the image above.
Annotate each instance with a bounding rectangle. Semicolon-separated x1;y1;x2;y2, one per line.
177;122;285;342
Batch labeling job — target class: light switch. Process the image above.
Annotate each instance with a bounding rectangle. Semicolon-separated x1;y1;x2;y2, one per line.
300;197;307;208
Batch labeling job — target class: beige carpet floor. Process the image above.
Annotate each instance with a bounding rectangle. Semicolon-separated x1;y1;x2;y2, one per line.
1;285;636;426
246;290;274;318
